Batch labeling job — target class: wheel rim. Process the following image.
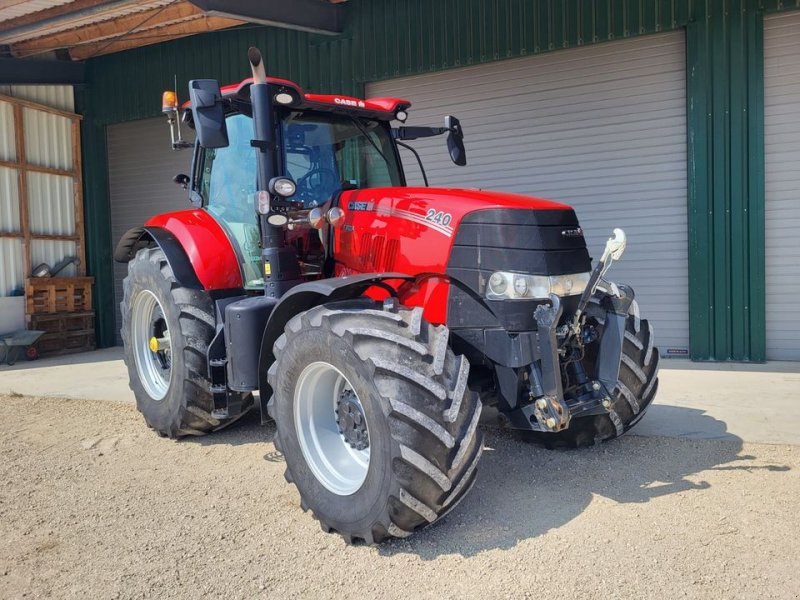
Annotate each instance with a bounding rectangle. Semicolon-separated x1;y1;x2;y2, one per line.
131;290;172;401
294;362;370;496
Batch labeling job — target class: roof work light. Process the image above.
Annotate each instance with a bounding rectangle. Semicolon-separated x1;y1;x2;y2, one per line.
162;90;178;113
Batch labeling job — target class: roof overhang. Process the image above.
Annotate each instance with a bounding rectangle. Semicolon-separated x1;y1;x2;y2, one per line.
189;0;344;36
0;0;346;83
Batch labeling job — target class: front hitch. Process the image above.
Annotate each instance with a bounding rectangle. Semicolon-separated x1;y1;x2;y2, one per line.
527;228;632;434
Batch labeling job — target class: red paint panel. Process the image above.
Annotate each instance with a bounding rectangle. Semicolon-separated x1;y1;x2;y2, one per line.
304;93;410;114
146;209;243;290
334;187;571;324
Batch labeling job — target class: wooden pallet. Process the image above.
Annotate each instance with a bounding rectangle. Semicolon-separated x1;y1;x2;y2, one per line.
28;311;96;357
25;277;94;317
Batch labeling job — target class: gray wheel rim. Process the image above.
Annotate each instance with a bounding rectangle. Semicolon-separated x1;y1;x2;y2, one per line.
294;362;370;496
131;290;172;401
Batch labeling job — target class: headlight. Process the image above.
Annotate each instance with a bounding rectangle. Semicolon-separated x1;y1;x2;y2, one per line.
485;271;591;300
488;272;507;296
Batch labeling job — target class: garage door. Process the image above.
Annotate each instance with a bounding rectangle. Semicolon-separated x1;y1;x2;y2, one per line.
764;13;800;361
107;118;195;344
368;33;689;356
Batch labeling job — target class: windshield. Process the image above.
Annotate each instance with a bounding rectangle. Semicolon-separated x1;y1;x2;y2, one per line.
281;112;402;208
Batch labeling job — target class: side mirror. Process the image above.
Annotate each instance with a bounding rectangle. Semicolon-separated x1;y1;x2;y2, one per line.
445;115;466;166
188;79;228;149
173;173;190;190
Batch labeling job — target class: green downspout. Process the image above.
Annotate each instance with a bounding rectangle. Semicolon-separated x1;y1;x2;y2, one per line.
75;87;116;348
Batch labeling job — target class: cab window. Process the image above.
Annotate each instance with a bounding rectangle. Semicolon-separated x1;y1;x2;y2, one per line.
198;113;261;287
282;112;402;208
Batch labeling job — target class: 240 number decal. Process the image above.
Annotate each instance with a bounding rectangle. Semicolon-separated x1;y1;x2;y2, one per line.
425;209;452;227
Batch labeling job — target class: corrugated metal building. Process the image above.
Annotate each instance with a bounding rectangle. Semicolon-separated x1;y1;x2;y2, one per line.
2;0;800;361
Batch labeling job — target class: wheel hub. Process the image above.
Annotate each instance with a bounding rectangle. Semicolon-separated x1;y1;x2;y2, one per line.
131;290;172;401
336;389;369;450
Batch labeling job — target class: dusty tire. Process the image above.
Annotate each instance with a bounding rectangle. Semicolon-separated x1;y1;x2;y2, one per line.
268;300;483;544
528;304;659;449
121;247;250;438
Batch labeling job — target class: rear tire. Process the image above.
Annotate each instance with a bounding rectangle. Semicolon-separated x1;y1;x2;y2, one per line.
121;247;251;438
268;300;483;544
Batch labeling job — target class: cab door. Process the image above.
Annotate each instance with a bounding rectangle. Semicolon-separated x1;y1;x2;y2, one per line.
195;113;262;287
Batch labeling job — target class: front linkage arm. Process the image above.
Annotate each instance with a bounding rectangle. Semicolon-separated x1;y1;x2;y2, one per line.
527;228;633;434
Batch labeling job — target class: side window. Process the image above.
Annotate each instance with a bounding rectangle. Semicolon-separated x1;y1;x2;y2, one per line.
199;114;256;219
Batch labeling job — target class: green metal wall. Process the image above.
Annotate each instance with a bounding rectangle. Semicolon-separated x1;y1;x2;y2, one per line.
79;0;799;358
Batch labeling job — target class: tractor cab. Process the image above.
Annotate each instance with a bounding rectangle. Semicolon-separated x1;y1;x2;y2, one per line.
161;73;465;290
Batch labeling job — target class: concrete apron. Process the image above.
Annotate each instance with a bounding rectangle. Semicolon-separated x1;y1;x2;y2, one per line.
1;349;798;445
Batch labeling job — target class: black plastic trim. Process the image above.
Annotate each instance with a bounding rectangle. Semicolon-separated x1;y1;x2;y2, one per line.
113;226;202;289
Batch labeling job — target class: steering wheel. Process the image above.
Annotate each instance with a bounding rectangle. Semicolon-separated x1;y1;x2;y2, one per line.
296;168;340;205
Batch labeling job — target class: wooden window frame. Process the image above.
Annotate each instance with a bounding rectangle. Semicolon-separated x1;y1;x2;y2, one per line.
0;93;85;281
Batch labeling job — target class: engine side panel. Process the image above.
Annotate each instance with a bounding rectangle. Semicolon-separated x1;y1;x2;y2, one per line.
146;209;243;290
333;187;573;324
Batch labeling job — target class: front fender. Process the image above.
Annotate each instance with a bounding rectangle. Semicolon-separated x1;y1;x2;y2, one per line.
257;273;413;419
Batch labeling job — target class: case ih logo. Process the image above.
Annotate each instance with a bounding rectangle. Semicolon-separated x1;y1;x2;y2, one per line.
334;97;366;108
348;201;374;211
561;227;583;238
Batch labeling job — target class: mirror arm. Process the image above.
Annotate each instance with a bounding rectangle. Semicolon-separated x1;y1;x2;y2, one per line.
393;126;448;141
396;140;429;187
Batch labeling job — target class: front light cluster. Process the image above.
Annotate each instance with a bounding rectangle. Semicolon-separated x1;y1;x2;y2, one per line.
485;271;591;301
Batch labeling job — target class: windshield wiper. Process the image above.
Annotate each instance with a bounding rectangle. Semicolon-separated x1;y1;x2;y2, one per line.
349;116;390;168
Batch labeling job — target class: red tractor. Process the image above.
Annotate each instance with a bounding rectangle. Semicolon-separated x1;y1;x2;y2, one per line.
115;48;658;544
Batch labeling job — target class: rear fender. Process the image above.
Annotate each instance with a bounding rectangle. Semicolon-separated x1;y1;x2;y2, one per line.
113;225;202;289
145;209;243;290
257;273;413;421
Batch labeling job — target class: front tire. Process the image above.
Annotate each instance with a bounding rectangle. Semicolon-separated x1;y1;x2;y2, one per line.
268;300;483;544
121;247;250;438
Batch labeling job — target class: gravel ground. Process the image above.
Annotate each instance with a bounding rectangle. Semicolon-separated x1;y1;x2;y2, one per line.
1;394;799;600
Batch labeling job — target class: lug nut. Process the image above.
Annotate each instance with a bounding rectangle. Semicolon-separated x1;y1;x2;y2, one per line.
592;382;601;391
546;417;557;429
536;398;548;410
602;398;612;409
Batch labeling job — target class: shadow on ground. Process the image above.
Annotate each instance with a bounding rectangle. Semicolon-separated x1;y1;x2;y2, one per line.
182;409;276;449
184;404;790;558
380;406;791;559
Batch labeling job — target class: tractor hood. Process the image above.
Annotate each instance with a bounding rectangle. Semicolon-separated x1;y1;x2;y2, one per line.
334;186;591;325
337;186;577;248
339;186;573;222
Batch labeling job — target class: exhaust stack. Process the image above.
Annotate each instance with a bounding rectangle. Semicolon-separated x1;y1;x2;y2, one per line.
248;46;267;83
247;46;303;298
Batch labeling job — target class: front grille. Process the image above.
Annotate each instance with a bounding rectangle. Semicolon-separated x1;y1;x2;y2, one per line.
446;208;591;332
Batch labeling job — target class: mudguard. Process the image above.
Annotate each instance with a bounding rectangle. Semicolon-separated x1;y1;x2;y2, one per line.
256;273;413;420
115;209;243;291
113;225;202;289
146;209;243;290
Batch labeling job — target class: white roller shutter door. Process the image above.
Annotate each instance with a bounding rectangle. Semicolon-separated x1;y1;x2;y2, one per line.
107;118;195;343
764;12;800;361
368;33;689;356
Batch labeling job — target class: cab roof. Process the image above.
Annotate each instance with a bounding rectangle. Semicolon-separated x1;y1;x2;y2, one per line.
185;77;411;122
